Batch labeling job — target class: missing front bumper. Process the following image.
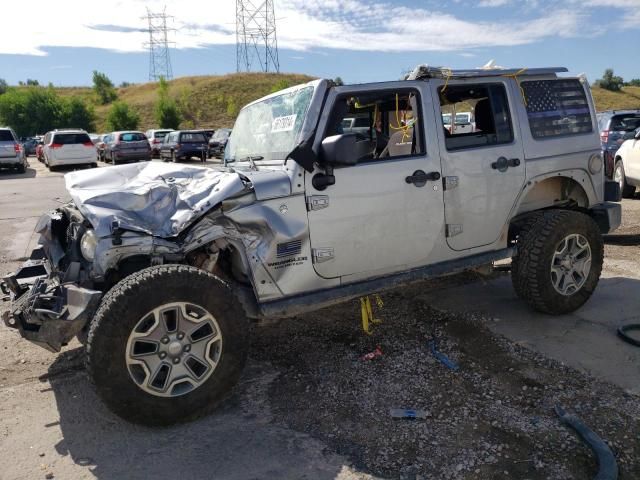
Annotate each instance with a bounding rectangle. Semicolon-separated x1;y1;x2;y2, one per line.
1;252;102;352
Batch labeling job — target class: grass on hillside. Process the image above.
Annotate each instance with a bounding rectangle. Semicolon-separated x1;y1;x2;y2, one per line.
49;76;640;133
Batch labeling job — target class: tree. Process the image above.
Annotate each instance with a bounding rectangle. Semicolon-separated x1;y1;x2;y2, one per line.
626;78;640;87
106;101;139;130
0;78;8;95
596;69;624;92
92;70;117;105
154;77;181;129
61;97;96;132
333;77;344;86
26;79;39;86
0;87;62;137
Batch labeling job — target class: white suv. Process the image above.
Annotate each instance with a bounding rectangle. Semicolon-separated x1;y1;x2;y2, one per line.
0;127;28;173
42;129;97;170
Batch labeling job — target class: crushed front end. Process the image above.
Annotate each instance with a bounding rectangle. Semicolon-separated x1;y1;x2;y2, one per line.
1;208;102;352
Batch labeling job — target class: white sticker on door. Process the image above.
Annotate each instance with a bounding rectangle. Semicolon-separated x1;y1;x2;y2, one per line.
271;114;297;133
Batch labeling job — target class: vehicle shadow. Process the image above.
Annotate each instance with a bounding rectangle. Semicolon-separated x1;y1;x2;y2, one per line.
0;167;37;179
604;233;640;246
45;351;348;480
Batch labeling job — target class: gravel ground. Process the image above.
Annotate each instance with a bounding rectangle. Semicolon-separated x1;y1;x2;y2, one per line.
251;276;640;479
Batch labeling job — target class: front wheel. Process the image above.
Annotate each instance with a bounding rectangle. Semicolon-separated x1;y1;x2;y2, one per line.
86;265;249;425
511;210;603;315
614;160;636;199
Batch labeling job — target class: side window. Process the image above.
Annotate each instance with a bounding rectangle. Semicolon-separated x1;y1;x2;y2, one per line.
438;83;513;151
323;89;425;161
521;79;593;139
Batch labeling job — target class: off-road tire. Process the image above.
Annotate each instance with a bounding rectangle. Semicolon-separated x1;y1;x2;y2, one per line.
511;210;603;315
615;161;636;199
86;264;249;426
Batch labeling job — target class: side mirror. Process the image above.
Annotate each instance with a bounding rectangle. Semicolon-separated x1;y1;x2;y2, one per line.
320;133;370;166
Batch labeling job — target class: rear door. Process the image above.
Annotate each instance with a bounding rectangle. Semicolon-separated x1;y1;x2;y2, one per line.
0;130;17;158
180;132;207;152
119;132;149;156
52;132;94;161
433;79;526;251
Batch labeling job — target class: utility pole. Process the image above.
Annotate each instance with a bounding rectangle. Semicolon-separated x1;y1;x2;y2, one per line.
236;0;280;73
143;7;175;81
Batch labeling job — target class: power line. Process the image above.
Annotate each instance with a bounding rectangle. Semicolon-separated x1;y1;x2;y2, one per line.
236;0;280;73
143;7;175;81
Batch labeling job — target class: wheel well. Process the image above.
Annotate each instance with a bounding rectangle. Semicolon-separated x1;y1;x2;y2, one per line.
515;177;589;217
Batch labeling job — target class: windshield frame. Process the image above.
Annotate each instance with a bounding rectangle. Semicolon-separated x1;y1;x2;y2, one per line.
225;80;325;168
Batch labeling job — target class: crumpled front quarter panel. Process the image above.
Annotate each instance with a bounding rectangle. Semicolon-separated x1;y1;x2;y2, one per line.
64;162;246;237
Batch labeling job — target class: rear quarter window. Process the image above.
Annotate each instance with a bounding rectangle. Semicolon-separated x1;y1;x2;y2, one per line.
522;79;593;139
610;114;640;132
0;130;15;142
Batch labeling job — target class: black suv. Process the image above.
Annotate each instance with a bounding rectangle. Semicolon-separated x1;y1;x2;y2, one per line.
597;110;640;178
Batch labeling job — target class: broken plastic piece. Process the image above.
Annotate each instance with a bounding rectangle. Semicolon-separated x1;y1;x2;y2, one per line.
389;408;428;419
555;404;618;480
361;345;383;361
429;340;459;371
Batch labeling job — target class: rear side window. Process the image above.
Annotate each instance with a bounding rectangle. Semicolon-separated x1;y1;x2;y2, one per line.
522;79;593;139
438;84;514;151
610;114;640;132
0;130;15;141
53;133;91;144
180;133;206;142
120;132;146;142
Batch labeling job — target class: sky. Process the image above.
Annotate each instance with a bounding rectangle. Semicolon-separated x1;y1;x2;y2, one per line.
0;0;638;86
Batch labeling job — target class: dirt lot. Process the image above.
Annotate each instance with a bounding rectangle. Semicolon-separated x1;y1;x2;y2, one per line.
1;161;639;479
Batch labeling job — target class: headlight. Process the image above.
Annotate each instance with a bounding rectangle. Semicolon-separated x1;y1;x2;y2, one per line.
80;229;98;261
588;153;603;174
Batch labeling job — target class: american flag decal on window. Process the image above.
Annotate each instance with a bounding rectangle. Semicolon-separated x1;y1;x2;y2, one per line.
276;239;302;258
522;79;592;139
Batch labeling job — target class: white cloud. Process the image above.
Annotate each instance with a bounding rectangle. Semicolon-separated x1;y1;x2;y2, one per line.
0;0;635;57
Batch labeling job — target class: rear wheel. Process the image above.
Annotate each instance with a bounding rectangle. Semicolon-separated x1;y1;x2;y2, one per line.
511;210;603;315
614;160;636;199
86;265;249;426
16;163;26;174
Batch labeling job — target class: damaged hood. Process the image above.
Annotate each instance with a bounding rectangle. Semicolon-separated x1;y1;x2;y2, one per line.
64;162;288;238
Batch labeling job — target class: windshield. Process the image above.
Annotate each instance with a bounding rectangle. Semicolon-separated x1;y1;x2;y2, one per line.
226;86;314;163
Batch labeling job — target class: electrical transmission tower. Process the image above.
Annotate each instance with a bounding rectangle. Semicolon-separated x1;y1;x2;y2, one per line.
236;0;280;73
143;7;175;81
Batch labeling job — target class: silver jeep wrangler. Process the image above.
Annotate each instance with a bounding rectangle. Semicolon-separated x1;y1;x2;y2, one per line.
1;66;621;425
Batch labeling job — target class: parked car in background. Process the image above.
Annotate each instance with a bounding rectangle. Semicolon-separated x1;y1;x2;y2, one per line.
160;130;208;162
42;129;97;170
597;110;640;179
21;137;39;156
0;127;28;173
35;139;45;162
341;116;371;136
145;129;174;158
612;127;640;198
103;131;151;165
442;112;474;134
194;129;215;139
208;128;231;158
95;134;109;161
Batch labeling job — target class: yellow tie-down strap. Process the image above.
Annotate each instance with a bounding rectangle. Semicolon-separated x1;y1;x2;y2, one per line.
360;294;384;335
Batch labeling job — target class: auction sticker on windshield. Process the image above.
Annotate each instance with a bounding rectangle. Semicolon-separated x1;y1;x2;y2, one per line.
271;114;297;133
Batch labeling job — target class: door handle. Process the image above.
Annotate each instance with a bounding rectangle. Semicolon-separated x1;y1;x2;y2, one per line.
491;157;521;172
405;170;441;187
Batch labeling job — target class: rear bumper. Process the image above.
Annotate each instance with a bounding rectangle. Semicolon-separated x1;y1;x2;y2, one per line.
590;202;621;234
0;155;21;165
114;151;151;161
178;149;207;159
49;157;95;167
1;249;101;352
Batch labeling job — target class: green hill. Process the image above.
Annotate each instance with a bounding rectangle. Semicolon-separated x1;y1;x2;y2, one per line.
52;75;640;133
56;73;316;132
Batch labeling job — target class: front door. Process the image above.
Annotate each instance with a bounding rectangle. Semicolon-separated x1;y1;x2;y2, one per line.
305;84;446;280
434;80;526;251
